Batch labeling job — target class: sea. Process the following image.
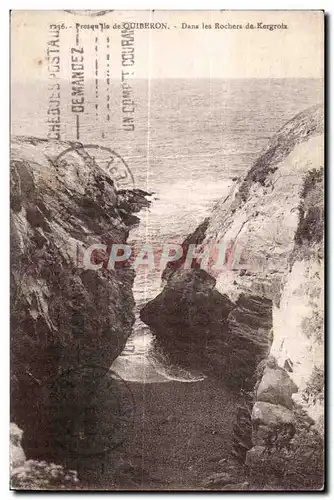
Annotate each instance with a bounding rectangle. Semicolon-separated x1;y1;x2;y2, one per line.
12;78;323;383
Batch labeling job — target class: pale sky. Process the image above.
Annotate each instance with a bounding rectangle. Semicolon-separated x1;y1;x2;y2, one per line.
11;10;324;81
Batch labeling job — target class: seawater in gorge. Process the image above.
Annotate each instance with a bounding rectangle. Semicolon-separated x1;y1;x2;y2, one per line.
111;181;233;384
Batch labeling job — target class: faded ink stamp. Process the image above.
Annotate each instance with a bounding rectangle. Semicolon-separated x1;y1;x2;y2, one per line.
54;143;135;190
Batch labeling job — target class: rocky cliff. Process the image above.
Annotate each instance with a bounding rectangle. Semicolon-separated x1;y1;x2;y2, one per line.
246;161;324;489
140;105;324;489
10;137;149;459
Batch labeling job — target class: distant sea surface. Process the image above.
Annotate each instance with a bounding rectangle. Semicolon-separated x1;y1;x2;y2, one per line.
12;78;323;382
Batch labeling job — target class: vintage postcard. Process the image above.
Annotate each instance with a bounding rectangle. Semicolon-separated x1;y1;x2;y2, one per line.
10;10;324;491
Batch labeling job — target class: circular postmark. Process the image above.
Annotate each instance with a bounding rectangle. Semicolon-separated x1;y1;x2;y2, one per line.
50;365;135;457
54;143;135;190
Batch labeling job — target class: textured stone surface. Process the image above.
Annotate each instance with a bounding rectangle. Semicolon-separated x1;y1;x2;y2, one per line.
10;137;150;458
153;104;324;304
141;271;272;388
270;164;324;426
252;402;295;427
257;367;298;409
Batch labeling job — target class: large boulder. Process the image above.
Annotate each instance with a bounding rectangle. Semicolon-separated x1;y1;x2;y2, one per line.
257;367;298;409
141;269;272;388
252;402;295;427
141;269;234;330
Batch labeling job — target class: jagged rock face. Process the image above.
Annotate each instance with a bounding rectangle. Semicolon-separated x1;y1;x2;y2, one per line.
10;137;149;458
244;112;324;490
141;105;323;390
141;269;272;388
247;159;324;488
271;167;324;428
192;104;323;304
159;104;324;304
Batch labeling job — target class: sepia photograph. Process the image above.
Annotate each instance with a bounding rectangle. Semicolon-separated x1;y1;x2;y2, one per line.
10;10;324;491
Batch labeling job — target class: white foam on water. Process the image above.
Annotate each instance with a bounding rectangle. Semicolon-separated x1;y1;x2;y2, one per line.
111;178;233;384
111;322;206;384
